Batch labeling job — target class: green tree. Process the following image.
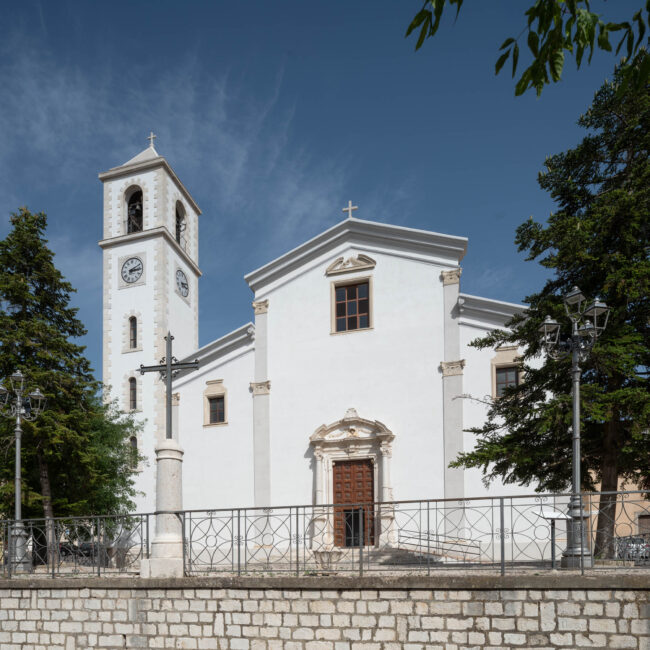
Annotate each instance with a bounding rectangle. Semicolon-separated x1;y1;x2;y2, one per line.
406;1;650;95
0;208;141;522
450;63;650;556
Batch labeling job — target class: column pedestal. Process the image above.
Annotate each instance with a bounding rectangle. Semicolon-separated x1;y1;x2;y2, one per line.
141;438;185;578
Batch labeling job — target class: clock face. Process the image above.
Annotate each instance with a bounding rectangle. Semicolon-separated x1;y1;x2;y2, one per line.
176;269;189;297
121;257;143;284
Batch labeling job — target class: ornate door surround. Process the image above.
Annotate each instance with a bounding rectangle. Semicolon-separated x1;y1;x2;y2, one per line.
309;408;396;546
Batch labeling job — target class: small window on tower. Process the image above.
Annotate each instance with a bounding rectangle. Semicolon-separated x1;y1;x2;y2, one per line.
129;316;137;349
129;377;137;410
175;202;186;246
127;189;143;233
129;436;138;468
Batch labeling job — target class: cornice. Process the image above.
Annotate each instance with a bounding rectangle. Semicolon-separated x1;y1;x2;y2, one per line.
98;156;201;215
172;323;255;388
245;217;468;293
98;227;202;277
457;292;525;327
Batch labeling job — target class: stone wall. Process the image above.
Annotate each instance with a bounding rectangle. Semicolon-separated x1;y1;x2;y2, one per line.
0;575;648;649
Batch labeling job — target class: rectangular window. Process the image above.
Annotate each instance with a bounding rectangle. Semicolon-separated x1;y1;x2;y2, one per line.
208;396;225;424
335;281;370;333
495;366;519;397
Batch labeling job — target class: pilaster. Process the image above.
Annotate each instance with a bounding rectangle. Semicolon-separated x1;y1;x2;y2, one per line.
440;268;464;504
252;298;271;507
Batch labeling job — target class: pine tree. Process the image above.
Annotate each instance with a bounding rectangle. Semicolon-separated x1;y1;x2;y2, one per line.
451;63;650;557
0;208;140;521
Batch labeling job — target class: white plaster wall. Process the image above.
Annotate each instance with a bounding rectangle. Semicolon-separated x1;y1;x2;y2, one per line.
263;245;448;507
167;251;199;356
460;323;533;499
175;347;255;510
104;237;161;513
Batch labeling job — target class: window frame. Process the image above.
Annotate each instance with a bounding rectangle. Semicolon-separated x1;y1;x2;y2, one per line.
128;316;138;349
125;187;144;234
330;275;373;335
203;380;228;427
495;365;520;397
175;201;186;246
491;346;523;399
128;377;137;411
207;395;226;425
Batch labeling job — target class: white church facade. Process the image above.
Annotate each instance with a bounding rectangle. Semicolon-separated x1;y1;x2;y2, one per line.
99;142;527;518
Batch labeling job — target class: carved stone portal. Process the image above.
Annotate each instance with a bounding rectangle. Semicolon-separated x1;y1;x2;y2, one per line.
309;408;396;548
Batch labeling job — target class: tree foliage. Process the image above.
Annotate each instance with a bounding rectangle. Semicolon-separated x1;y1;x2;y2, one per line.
406;0;650;95
0;208;141;520
450;62;649;507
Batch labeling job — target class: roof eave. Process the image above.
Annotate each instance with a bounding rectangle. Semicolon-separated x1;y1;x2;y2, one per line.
245;218;468;293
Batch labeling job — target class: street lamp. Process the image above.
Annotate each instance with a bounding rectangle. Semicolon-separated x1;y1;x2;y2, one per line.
539;286;610;569
0;370;46;571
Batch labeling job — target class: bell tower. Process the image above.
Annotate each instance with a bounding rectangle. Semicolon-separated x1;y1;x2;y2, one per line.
98;135;201;511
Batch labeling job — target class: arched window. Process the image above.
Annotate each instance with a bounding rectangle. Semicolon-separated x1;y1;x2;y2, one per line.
129;377;137;410
175;202;186;245
127;189;143;233
129;436;138;468
129;316;137;349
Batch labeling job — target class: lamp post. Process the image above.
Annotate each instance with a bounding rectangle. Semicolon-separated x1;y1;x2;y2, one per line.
539;287;610;569
0;371;46;572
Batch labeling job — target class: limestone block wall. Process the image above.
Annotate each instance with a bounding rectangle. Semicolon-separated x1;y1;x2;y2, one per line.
0;576;648;650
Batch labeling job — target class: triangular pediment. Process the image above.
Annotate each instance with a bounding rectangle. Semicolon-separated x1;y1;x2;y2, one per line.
325;253;376;276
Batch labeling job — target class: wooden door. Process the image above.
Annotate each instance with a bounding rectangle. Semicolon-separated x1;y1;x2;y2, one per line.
333;459;375;547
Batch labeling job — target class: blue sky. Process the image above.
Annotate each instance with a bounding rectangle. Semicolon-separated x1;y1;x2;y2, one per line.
0;1;636;379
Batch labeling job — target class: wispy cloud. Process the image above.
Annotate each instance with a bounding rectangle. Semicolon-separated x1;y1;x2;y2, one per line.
0;27;351;276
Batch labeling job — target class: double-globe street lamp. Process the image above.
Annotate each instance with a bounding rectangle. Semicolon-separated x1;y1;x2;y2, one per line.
0;371;46;571
539;287;610;568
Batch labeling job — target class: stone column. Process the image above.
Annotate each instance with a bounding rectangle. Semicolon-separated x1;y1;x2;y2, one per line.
380;443;392;503
379;442;396;546
251;299;271;507
314;449;324;505
141;394;184;578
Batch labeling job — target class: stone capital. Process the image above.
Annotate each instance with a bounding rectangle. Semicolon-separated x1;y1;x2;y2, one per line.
441;268;462;286
250;380;271;395
252;299;269;315
440;359;466;377
380;442;392;458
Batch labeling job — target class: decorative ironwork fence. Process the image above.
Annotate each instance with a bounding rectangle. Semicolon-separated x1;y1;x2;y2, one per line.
0;491;648;577
181;491;650;576
0;513;148;578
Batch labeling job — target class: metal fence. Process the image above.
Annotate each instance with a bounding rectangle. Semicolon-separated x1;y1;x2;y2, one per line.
1;491;648;577
181;490;650;576
0;513;148;578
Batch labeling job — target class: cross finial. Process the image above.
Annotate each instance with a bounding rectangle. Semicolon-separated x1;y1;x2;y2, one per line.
342;200;358;219
147;131;157;148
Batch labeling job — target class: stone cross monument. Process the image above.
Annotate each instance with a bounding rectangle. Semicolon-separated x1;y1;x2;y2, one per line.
139;332;199;578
